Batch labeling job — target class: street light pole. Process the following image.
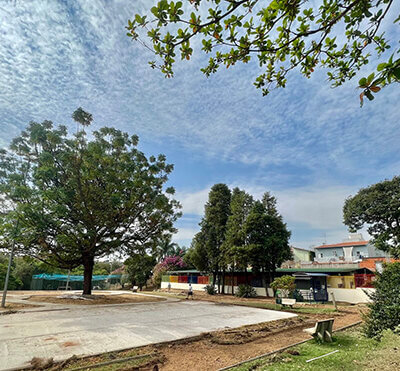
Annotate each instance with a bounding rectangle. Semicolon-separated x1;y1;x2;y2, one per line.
1;239;16;308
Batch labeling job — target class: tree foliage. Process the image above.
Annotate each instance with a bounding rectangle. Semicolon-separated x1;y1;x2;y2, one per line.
0;109;181;295
245;196;292;289
270;274;296;297
223;187;254;273
127;0;399;103
189;185;291;295
197;183;231;289
343;176;400;258
364;262;400;339
0;254;22;290
125;253;157;290
154;236;179;262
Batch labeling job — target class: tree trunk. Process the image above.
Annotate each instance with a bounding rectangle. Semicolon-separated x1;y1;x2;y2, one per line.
217;271;221;294
221;269;225;295
82;256;94;295
231;268;234;296
261;268;269;297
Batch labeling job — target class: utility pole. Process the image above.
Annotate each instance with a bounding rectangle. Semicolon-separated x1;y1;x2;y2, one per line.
1;239;16;308
65;270;71;291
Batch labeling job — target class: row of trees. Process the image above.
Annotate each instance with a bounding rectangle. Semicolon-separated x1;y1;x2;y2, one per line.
0;254;123;290
186;184;292;295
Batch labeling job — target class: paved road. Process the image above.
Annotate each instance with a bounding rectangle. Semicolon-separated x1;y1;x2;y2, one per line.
0;300;296;370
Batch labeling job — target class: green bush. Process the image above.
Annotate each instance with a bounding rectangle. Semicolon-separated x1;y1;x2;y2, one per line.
291;289;304;301
364;262;400;339
235;284;257;298
204;284;216;295
270;275;296;298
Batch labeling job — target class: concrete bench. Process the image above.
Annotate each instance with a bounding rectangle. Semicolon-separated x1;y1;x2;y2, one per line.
304;318;334;342
281;298;296;308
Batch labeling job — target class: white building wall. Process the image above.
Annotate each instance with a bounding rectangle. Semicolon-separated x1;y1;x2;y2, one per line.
328;288;374;304
162;282;374;304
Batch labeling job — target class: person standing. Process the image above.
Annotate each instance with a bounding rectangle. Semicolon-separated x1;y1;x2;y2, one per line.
186;283;194;300
167;282;171;292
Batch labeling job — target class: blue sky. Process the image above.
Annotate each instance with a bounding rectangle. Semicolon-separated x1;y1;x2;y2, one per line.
1;1;399;249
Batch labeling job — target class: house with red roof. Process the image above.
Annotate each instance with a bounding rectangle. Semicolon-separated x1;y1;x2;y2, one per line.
313;233;389;263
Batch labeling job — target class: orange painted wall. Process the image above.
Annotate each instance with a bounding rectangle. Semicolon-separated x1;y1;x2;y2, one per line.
359;258;399;270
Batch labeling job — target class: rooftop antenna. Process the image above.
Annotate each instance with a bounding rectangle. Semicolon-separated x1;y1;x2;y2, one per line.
321;232;327;245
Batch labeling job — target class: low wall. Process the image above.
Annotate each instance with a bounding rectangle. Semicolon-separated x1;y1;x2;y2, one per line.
161;282;206;291
162;282;374;304
161;282;274;296
328;288;374;304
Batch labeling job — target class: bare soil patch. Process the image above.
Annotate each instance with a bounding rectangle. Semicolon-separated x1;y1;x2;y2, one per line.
0;302;41;311
27;294;165;305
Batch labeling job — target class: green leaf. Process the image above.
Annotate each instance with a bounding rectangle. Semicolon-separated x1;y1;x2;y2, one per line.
393;68;400;80
367;73;375;84
377;63;387;71
358;77;367;87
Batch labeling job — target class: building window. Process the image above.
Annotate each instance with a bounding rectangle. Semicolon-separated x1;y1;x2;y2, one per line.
320;253;323;258
333;250;337;257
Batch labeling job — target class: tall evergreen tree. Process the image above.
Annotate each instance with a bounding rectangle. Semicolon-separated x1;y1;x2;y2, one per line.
187;231;210;272
245;200;292;296
223;188;254;294
262;192;279;218
196;184;231;292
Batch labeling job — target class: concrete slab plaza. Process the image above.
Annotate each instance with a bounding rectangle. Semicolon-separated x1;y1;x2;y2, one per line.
0;298;296;370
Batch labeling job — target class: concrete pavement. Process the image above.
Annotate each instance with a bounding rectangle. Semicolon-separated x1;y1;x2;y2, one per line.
0;299;296;370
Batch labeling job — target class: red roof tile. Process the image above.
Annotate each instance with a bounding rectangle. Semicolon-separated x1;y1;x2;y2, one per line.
314;241;369;249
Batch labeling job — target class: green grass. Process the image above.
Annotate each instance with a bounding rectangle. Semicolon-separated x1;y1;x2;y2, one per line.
231;327;400;370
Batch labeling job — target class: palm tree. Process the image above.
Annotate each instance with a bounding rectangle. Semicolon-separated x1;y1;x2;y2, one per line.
155;237;178;262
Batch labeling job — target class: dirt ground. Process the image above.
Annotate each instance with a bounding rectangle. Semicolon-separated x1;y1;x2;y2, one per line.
153;288;347;310
155;306;362;371
26;294;165;305
0;302;41;312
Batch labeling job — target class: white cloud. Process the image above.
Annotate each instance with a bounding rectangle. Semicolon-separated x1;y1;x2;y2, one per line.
274;186;355;230
172;227;200;244
175;188;209;216
1;0;400;181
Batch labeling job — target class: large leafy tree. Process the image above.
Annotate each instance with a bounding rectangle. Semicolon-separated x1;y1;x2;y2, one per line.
127;1;399;104
343;176;400;258
0;109;181;295
245;198;292;294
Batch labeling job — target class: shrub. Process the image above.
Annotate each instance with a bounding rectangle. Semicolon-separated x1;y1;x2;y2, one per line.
270;275;296;298
235;284;257;298
204;284;216;295
364;262;400;339
291;289;304;302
